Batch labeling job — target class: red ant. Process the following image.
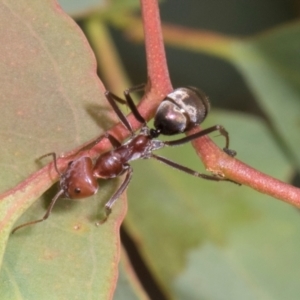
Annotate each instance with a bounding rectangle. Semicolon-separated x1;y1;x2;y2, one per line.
12;84;236;233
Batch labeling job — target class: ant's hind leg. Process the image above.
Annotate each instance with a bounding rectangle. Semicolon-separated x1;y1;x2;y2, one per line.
151;154;240;185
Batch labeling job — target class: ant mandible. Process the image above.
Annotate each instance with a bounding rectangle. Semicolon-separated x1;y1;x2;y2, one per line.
12;84;236;233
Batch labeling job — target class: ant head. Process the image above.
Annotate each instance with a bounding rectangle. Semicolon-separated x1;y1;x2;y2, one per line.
60;156;98;199
154;87;210;135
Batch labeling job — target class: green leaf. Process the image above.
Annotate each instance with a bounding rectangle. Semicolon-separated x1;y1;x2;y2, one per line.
148;22;300;296
2;189;125;299
125;111;296;299
230;22;300;169
0;0;124;297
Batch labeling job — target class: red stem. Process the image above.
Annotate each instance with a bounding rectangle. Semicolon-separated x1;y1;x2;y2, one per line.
141;0;172;93
190;127;300;206
90;0;173;155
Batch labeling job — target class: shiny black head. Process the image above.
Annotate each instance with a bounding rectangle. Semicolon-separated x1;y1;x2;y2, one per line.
153;87;210;135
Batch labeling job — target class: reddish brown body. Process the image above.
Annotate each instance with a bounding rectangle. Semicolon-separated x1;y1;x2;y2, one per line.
12;85;235;233
93;134;151;179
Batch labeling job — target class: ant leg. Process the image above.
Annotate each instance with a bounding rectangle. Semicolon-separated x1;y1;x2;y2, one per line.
151;154;238;184
81;132;122;152
105;84;146;130
71;85;146;154
104;132;122;149
105;90;134;134
39;152;61;175
100;165;133;222
125;83;146;93
163;125;236;157
11;189;65;234
123;84;146;124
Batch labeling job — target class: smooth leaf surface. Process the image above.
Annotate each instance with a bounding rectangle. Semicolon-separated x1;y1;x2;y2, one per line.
230;23;300;169
2;188;125;299
0;0;124;298
125;111;297;299
0;0;109;193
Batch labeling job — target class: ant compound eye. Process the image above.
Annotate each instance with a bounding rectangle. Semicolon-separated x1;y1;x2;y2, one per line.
74;187;81;194
154;87;210;135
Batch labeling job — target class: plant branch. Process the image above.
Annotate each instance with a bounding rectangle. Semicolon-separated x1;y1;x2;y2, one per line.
89;0;173;156
109;6;300;207
189;127;300;206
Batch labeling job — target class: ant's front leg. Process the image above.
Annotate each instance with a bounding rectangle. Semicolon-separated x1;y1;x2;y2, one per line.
12;189;65;233
38;152;61;175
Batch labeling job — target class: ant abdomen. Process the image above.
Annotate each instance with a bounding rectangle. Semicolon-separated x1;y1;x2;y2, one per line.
154;87;210;135
60;156;98;199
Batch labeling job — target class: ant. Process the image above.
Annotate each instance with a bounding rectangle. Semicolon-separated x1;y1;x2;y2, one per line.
12;84;236;233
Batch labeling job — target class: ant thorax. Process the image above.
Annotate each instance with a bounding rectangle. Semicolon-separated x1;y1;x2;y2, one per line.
124;126;165;161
